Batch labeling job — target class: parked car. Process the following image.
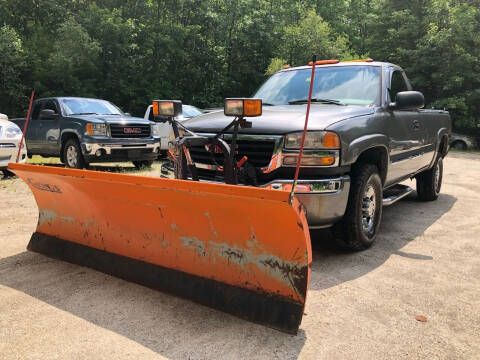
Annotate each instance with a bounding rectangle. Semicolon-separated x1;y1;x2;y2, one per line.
10;97;161;169
0;113;27;177
145;104;203;154
449;132;476;150
178;60;451;250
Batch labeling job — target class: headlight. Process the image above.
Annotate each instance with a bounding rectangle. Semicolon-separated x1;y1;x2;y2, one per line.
5;124;23;139
152;124;162;136
86;123;107;136
284;131;340;149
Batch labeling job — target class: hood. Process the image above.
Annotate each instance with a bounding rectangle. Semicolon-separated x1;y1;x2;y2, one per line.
183;104;374;135
68;114;151;124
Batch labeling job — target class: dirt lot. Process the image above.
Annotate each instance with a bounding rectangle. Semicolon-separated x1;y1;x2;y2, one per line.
1;152;479;359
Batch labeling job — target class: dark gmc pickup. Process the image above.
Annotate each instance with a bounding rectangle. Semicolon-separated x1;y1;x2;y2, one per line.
12;97;161;168
181;61;452;250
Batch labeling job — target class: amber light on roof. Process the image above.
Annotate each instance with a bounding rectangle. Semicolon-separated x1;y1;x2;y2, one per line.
341;58;374;63
308;59;339;66
283;65;291;69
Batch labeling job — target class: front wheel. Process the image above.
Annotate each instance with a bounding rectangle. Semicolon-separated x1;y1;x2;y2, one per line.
132;160;154;169
416;157;443;201
63;138;87;169
332;164;383;251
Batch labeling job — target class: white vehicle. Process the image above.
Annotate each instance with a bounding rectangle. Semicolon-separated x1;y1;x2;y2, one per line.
0;113;28;177
145;104;203;152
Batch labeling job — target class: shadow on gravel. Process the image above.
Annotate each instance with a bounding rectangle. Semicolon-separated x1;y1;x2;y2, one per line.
309;192;456;291
0;254;306;359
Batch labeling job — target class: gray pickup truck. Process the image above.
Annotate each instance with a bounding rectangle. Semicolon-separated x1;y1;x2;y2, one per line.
179;60;451;250
12;97;161;168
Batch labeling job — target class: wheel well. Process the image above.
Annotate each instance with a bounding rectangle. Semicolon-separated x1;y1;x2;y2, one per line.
352;147;388;185
60;133;79;162
449;139;465;150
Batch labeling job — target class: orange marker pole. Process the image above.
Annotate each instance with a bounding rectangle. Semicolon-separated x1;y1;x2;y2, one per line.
289;56;316;205
16;90;35;163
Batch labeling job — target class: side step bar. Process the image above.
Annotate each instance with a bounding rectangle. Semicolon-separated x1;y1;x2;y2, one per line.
383;184;414;206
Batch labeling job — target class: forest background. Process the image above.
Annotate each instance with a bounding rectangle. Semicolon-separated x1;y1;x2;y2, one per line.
1;0;479;130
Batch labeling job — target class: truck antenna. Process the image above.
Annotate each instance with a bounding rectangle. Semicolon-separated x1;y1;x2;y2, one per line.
289;55;316;205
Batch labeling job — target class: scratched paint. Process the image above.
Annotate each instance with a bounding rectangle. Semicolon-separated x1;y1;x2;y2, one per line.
38;209;58;226
180;235;307;300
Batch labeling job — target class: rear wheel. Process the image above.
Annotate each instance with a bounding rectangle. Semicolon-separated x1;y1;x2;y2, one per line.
132;160;154;169
451;141;466;151
63;138;87;169
332;164;383;251
2;169;15;178
416;157;443;201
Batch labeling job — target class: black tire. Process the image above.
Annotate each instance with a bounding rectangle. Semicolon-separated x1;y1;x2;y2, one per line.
2;169;16;178
332;164;383;251
132;160;154;169
63;138;87;169
416;156;443;201
451;141;467;151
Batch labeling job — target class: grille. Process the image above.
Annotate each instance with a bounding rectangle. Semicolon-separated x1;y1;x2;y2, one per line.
110;124;151;138
189;138;276;168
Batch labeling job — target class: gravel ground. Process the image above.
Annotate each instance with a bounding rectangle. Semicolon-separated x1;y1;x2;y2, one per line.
1;153;479;359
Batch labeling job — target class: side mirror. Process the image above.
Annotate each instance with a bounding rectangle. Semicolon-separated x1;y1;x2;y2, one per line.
39;109;58;120
390;91;424;111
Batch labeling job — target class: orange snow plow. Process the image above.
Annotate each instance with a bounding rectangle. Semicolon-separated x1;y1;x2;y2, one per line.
8;162;311;333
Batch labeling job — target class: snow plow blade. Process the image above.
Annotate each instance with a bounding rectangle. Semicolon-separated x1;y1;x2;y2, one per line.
9;163;311;334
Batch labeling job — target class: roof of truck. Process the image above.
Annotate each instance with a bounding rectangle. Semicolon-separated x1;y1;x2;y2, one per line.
279;61;403;73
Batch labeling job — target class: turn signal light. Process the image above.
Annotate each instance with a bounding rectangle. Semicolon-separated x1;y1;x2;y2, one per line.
152;100;183;117
323;132;340;148
282;155;336;166
224;98;262;117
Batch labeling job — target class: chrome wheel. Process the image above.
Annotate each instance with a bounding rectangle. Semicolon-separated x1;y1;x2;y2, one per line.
66;145;78;168
361;184;377;235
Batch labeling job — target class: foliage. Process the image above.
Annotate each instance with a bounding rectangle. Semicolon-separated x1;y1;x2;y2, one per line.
0;0;478;128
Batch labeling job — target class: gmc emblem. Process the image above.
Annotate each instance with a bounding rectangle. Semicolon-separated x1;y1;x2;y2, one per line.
124;127;142;134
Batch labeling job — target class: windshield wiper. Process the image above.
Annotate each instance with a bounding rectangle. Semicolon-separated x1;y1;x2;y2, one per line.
262;102;275;106
103;113;122;116
288;98;346;106
71;112;98;115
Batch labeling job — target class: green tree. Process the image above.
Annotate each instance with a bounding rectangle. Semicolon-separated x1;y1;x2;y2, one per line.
0;26;26;116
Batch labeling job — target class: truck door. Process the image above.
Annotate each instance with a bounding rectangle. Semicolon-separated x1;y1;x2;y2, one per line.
25;101;43;153
37;100;61;156
385;69;429;184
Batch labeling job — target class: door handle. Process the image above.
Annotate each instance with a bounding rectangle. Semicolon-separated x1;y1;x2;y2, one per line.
412;120;420;130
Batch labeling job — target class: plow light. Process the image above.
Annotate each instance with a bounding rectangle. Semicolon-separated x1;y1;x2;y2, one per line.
224;98;262;117
152;100;182;118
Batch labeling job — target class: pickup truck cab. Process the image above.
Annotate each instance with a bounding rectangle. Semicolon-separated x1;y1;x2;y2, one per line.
17;97;161;168
180;60;451;250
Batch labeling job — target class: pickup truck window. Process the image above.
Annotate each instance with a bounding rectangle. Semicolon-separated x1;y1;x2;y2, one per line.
60;98;124;116
254;65;381;106
43;100;59;115
389;70;409;102
31;102;42;120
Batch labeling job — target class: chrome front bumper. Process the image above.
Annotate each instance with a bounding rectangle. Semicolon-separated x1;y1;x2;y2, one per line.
82;142;161;156
0;141;27;169
261;176;350;228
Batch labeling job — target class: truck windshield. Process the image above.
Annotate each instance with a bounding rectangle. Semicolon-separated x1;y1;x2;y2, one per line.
254;65;381;106
60;98;124;116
